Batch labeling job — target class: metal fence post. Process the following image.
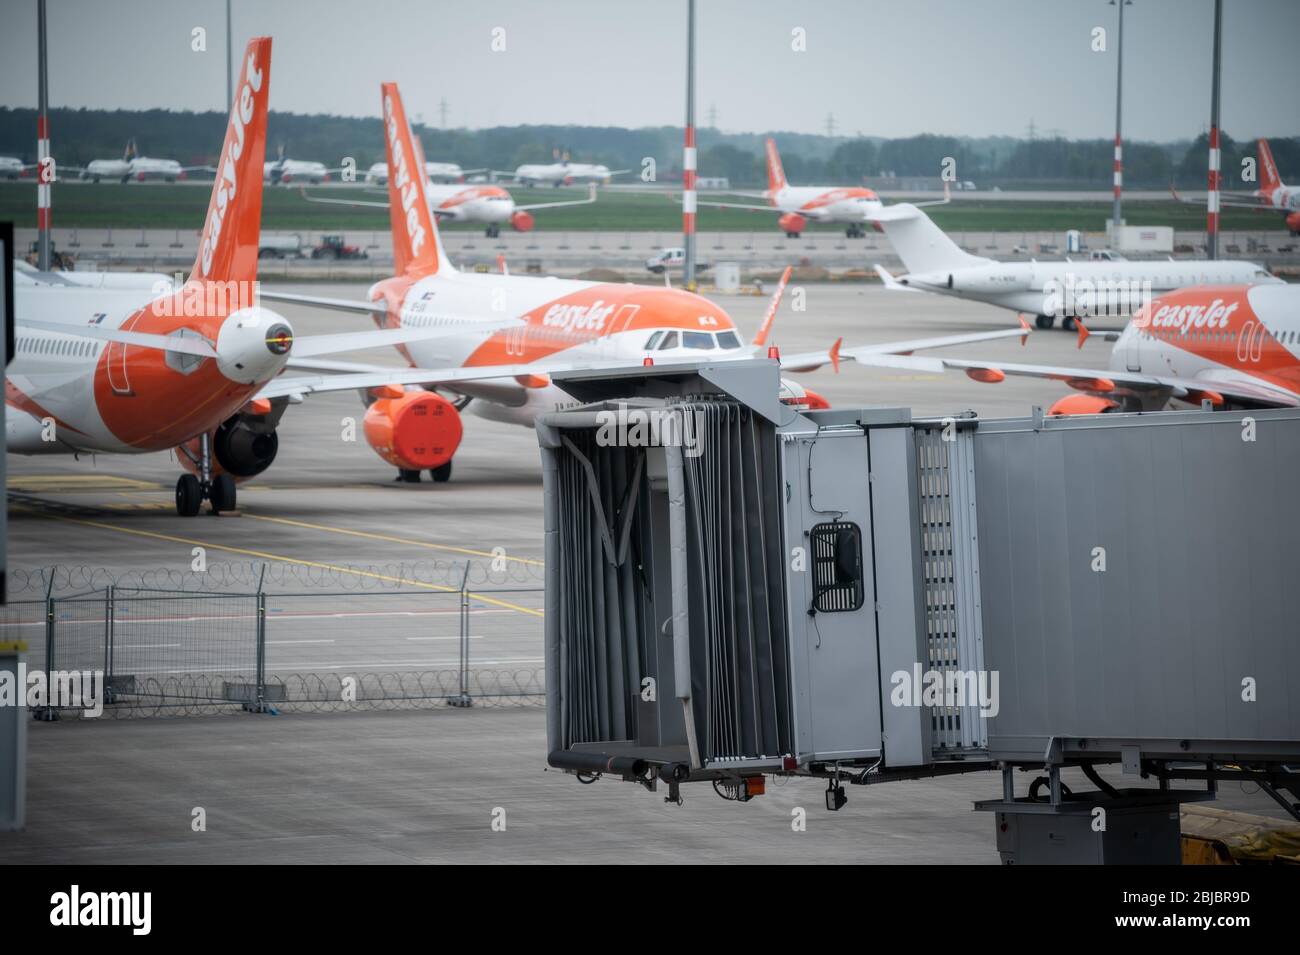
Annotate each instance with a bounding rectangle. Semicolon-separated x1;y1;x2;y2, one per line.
255;562;268;713
450;561;473;708
103;584;115;704
39;584;57;721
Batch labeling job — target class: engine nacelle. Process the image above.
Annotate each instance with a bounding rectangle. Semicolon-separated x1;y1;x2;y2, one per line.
1287;211;1300;235
510;210;535;232
947;268;1030;293
778;213;807;235
178;417;279;480
363;389;463;471
1048;394;1120;416
778;378;831;411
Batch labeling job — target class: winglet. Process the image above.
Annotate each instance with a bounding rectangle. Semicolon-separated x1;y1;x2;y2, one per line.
752;265;793;346
829;336;842;373
497;254;509;276
381;82;443;277
1017;312;1031;346
1076;318;1091;350
191;37;272;285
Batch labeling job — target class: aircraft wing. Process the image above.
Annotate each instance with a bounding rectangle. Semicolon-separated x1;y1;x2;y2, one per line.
839;348;1300;409
257;289;385;315
1168;184;1271;210
907;183;952;208
515;182;598;211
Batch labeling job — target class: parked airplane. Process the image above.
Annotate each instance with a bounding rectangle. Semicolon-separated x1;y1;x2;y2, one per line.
300;177;598;237
265;156;331;185
844;283;1300;415
258;83;1029;485
6;39;491;517
503;160;628;187
0;156;28;179
869;202;1279;330
365;160;485;185
1172;138;1299;236
75;139;206;182
695;138;948;239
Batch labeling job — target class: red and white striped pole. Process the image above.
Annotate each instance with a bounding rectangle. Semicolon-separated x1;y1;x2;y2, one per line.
36;0;51;271
1109;0;1127;250
1112;135;1122;206
1206;0;1223;259
682;0;697;291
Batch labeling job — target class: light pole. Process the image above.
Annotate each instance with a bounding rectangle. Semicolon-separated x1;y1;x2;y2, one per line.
1109;0;1131;249
682;0;697;292
1207;0;1223;259
37;0;50;271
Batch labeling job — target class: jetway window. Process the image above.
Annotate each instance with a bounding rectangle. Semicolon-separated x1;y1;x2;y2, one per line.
811;521;865;613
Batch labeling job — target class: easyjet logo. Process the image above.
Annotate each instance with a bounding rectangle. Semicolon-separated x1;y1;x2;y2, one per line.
540;299;615;333
1145;298;1240;333
199;48;264;276
385;94;427;258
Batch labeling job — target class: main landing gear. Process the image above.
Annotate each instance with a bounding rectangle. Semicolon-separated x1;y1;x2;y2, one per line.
175;432;237;516
396;461;454;484
485;224;500;238
845;224;866;238
1034;314;1054;330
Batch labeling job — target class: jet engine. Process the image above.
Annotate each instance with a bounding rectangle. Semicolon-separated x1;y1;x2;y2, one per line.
1047;394;1120;416
1287;211;1300;236
511;210;536;232
179;415;279;480
778;213;807;237
363;388;463;472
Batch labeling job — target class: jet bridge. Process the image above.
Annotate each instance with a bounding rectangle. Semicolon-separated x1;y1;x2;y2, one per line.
536;360;1300;863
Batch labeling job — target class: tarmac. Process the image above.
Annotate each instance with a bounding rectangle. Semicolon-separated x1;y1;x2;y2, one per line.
4;282;1293;863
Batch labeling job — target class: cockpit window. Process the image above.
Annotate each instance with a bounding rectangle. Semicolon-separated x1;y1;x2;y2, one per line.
716;330;741;349
681;331;714;349
645;331;665;350
658;331;679;350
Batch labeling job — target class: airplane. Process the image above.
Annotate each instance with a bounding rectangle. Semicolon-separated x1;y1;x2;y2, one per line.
6;38;498;517
264;155;332;185
256;82;1031;486
842;283;1300;416
298;177;599;238
1171;138;1299;236
0;156;29;180
503;160;629;188
868;202;1280;331
693;138;949;239
364;161;486;185
73;139;208;183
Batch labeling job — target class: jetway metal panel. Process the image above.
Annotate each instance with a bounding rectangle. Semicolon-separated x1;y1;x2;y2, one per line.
971;409;1300;762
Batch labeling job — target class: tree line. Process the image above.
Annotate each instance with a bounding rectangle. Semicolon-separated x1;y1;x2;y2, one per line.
0;107;1293;189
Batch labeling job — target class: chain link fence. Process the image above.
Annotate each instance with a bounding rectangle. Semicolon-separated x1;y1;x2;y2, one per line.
0;560;545;718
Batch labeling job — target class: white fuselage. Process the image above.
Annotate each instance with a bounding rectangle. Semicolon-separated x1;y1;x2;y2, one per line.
83;156;185;182
769;185;883;223
0;156;23;179
366;161;467;185
369;267;748;427
1260;185;1299;213
905;258;1281;319
266;159;329;184
425;183;517;225
514;162;610;186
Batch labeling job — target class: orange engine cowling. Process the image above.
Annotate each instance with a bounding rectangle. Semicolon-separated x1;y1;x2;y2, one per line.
1048;394;1120;416
778;213;807;235
363;389;463;470
510;210;535;232
1287;211;1300;234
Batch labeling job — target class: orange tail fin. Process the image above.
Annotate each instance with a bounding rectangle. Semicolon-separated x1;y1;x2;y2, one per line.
191;37;271;286
1257;138;1284;195
765;137;787;195
381;82;443;277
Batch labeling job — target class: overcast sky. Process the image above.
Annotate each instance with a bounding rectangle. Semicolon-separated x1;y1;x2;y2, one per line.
2;0;1297;141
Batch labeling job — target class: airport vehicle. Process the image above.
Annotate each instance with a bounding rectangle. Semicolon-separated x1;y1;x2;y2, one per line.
847;283;1300;415
365;160;485;185
310;234;366;260
5;39;477;517
301;178;599;238
258;234;302;259
537;358;1300;863
645;248;711;275
1173;138;1300;235
870;202;1279;329
75;139;206;183
505;160;628;187
0;156;27;179
695;139;948;239
257;83;1028;486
